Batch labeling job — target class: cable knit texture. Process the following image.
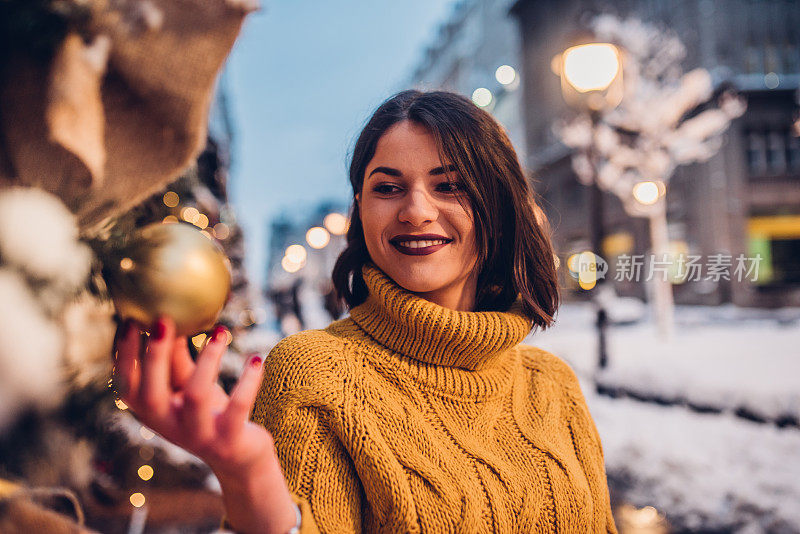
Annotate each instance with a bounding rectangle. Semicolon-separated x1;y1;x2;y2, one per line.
249;263;617;533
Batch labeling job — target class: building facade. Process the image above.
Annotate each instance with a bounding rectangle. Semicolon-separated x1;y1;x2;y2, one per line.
409;0;528;162
510;0;800;307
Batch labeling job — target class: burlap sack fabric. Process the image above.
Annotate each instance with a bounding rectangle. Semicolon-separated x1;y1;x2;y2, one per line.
0;0;255;234
0;478;98;534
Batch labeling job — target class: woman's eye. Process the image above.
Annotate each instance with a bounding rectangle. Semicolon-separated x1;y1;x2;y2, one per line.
372;184;400;195
437;181;464;193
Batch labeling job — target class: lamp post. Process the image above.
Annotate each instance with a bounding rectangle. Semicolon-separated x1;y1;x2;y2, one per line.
555;42;623;370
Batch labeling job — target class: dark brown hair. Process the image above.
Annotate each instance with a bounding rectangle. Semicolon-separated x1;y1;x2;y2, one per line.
332;90;559;329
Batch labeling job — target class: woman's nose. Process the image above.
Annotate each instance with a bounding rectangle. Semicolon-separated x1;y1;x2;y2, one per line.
398;189;438;226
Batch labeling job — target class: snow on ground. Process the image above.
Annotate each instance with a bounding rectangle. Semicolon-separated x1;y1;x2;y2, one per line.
588;392;800;532
528;303;800;421
526;302;800;532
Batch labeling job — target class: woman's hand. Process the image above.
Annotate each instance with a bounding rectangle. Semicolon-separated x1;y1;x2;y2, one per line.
113;316;299;534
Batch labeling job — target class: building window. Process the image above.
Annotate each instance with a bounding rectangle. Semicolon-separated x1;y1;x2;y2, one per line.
744;43;761;75
787;134;800;170
767;131;787;172
747;129;800;176
747;131;767;173
764;41;780;74
783;41;800;74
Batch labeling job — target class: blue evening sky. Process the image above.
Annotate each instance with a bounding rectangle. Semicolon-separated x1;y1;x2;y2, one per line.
227;0;456;289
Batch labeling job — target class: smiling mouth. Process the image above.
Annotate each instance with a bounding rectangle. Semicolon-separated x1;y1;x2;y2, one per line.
389;237;453;256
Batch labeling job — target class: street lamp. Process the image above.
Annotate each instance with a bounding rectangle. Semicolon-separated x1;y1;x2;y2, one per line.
555;41;623;370
557;43;623;111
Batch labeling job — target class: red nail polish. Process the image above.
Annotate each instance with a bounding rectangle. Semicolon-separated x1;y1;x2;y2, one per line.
249;355;263;367
154;318;167;340
212;325;227;342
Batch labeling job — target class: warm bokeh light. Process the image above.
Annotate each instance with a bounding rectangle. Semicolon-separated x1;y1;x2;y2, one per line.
471;87;492;107
577;251;599;288
306;226;330;249
562;43;620;92
285;244;307;263
553;254;561;270
618;504;665;529
567;253;580;274
633;181;661;205
568;251;600;290
130;492;146;508
138;465;154;481
139;426;155;440
195;214;209;229
162;215;178;224
115;399;128;410
324;212;348;235
579;278;597;290
162;191;179;208
281;255;304;273
180;206;200;225
495;65;516;85
664;240;691;285
120;257;134;271
191;333;207;349
139;446;154;461
239;309;255;327
213;222;230;240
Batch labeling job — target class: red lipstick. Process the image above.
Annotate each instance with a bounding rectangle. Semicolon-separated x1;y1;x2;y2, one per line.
389;234;452;256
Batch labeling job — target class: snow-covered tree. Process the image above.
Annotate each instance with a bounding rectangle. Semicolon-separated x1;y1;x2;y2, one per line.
556;15;746;339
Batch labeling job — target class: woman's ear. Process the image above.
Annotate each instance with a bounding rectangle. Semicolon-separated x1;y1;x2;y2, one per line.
355;192;361;208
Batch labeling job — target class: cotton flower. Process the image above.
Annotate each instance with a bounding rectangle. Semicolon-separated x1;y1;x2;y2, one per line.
0;269;64;429
0;187;92;289
62;294;116;389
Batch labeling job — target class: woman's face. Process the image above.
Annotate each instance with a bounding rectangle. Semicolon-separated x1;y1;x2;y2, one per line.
356;120;480;311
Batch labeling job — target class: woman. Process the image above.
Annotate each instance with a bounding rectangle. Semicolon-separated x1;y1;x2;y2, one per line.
114;90;617;533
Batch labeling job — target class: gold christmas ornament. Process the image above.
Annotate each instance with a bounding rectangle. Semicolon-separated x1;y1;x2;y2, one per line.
103;222;231;336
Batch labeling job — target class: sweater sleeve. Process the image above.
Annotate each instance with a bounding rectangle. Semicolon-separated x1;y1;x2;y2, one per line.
556;359;618;534
248;331;364;534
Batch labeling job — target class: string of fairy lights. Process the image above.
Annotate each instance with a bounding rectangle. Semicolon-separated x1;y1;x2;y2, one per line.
108;355;160;510
161;190;232;241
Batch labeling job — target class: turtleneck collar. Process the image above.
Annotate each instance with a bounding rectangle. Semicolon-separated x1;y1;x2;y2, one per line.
349;263;533;371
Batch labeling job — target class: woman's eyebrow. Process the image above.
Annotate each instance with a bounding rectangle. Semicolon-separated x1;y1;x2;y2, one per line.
430;164;457;176
368;166;401;178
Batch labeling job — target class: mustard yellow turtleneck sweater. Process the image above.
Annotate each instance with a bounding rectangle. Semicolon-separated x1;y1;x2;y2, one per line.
250;264;617;533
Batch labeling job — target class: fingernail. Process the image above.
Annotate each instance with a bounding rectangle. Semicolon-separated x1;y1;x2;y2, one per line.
154;318;167;340
212;325;228;343
249;355;263;368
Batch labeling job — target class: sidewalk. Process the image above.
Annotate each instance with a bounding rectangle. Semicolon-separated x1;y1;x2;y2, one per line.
527;303;800;532
527;303;800;422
